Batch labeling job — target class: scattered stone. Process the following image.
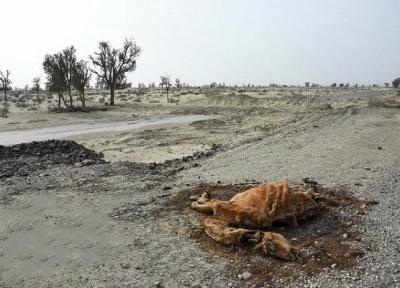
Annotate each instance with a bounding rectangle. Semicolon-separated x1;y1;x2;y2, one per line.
319;103;333;110
238;272;251;280
120;262;130;269
345;249;365;258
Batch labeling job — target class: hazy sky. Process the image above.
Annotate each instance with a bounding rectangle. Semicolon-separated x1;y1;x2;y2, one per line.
1;0;399;87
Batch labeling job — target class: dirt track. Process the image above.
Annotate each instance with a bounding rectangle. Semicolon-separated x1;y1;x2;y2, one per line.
0;115;213;145
1;88;400;287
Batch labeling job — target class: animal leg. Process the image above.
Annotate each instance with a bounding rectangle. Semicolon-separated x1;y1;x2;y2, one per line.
203;217;258;246
203;218;298;261
253;232;298;261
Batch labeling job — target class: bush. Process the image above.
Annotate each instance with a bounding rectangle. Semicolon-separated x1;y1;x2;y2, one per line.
0;102;10;117
392;78;400;89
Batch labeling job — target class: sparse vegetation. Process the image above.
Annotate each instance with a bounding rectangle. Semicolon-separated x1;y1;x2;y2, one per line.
72;61;91;108
0;70;11;101
0;101;9;117
43;53;68;109
160;75;172;102
43;47;93;110
392;77;400;89
32;77;41;102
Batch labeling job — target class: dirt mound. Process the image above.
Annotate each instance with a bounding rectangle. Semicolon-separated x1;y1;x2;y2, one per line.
194;93;263;107
0;140;104;178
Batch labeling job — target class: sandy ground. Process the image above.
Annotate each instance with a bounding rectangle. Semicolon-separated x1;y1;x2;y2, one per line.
3;87;392;163
1;87;400;287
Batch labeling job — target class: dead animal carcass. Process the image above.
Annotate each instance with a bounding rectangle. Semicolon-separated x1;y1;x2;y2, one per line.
190;181;321;260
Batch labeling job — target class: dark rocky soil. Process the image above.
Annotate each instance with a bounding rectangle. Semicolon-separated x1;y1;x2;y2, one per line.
0;140;105;178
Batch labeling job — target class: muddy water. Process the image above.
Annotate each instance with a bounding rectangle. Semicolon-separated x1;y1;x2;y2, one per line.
0;115;213;146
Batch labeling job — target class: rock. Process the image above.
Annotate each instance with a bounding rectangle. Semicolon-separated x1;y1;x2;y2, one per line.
319;103;333;110
120;262;130;269
81;159;94;166
331;263;337;268
345;249;365;258
239;272;251;280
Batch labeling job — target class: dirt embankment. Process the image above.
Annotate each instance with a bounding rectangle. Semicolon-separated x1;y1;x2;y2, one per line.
0;140;104;179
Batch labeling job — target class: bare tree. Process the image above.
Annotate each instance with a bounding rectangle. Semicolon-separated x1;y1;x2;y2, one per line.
32;77;41;101
43;54;68;109
60;46;77;107
90;39;141;106
160;75;172;102
72;61;91;108
175;78;181;90
0;70;11;102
